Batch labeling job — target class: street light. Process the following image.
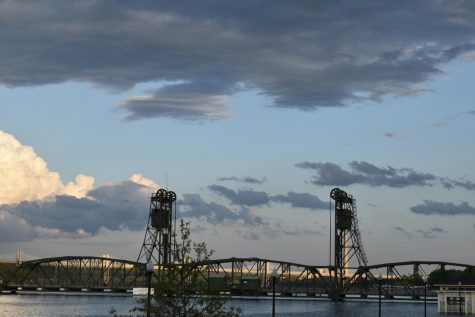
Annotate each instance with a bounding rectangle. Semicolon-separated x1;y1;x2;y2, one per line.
378;273;382;317
458;281;462;316
423;276;427;317
272;268;277;317
146;261;154;317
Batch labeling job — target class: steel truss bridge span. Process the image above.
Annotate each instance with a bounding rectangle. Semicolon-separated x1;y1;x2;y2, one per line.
179;258;474;299
8;256;149;291
6;256;473;299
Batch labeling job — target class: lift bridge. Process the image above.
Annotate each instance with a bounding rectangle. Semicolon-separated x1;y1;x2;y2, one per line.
2;188;473;299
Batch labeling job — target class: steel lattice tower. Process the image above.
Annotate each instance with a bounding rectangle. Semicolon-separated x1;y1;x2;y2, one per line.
330;187;368;299
137;189;177;265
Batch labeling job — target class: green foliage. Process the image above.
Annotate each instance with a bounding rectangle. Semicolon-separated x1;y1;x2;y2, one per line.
136;220;242;317
400;274;423;285
428;268;474;284
0;263;16;284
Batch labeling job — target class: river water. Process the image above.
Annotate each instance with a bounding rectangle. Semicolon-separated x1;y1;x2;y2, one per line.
0;294;440;317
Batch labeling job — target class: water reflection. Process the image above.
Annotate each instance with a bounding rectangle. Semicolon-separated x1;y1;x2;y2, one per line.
0;295;439;317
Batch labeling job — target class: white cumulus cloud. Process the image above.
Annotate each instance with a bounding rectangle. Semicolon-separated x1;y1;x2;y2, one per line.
0;130;164;242
0;130;94;204
129;173;159;190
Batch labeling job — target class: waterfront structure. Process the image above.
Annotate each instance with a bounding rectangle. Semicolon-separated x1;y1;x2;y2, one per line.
1;188;474;300
437;284;475;314
136;189;177;265
330;188;368;299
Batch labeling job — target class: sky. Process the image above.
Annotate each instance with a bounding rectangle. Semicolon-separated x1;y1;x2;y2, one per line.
0;0;474;267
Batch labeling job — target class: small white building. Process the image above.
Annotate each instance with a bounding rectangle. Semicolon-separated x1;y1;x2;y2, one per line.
437;285;475;314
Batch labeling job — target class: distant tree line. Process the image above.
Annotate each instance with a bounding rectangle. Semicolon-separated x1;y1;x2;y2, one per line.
428;268;474;285
0;263;16;285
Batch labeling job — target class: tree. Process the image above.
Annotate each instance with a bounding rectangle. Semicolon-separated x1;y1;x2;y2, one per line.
0;263;16;285
135;220;242;317
428;268;475;285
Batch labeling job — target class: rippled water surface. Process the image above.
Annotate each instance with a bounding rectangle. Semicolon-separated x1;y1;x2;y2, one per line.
0;294;440;317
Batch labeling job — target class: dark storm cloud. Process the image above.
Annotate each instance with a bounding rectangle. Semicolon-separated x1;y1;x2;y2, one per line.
217;176;268;185
1;1;475;120
410;200;475;216
296;160;475;190
208;185;270;206
271;192;328;210
0;180;150;240
467;110;475;115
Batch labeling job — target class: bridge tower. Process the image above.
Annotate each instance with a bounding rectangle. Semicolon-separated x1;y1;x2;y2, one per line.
137;189;177;265
330;188;368;299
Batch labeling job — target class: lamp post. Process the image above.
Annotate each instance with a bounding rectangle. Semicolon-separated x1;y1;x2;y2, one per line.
423;276;427;317
146;261;153;317
378;273;382;317
458;281;462;316
272;268;277;317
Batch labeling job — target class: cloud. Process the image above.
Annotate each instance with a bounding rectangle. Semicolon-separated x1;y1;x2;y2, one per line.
129;173;160;189
410;200;475;216
178;193;272;239
208;185;329;210
296;160;475;190
0;130;94;204
217;176;268;184
393;226;414;239
450;179;475;191
1;1;475;120
467;110;475;115
271;192;328;210
208;185;270;206
281;225;324;237
178;193;240;224
62;175;95;199
120;82;233;121
415;227;447;239
0;177;156;239
296;162;364;186
0;210;37;241
384;131;397;138
178;193;324;240
393;226;446;239
0;129;163;242
430;226;446;233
